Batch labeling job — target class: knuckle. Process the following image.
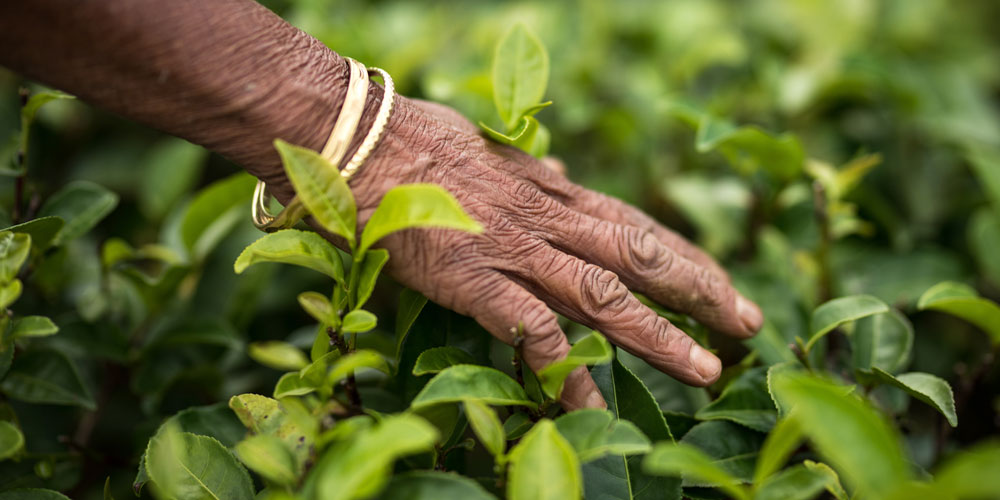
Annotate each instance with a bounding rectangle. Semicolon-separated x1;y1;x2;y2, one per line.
623;227;666;274
580;265;630;312
692;266;731;310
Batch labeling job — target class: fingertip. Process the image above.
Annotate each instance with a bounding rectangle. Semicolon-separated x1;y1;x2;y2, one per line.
736;295;764;335
559;367;606;411
689;343;722;384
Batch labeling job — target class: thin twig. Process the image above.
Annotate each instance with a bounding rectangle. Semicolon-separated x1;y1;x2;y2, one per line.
327;326;362;410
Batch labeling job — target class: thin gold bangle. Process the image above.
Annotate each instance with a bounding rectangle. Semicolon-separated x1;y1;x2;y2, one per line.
251;58;370;231
341;67;395;179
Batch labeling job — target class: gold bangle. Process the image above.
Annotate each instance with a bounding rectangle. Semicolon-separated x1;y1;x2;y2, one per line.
341;67;395;179
252;58;371;231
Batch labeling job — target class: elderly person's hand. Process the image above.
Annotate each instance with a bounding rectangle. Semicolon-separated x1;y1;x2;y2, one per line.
0;0;762;410
343;97;763;408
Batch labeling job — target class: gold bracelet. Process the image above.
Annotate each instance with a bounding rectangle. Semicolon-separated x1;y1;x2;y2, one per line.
251;58;371;231
341;67;395;179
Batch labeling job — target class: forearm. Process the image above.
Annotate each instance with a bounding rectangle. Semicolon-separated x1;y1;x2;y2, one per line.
0;0;382;197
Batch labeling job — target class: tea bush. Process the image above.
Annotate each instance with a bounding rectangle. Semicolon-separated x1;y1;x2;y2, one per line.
0;1;999;499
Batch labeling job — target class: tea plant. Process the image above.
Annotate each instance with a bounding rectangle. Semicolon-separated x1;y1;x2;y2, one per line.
1;1;1000;499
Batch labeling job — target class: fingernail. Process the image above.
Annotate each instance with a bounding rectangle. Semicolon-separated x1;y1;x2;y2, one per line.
737;295;764;333
690;343;721;382
586;388;607;409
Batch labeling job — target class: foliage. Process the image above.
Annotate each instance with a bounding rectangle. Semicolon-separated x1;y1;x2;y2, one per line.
0;0;999;499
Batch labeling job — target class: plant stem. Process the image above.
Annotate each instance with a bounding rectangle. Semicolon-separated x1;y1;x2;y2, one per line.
327;326;362;410
812;180;833;303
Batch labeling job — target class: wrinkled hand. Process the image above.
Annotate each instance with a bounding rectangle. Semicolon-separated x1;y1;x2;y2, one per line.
348;97;764;410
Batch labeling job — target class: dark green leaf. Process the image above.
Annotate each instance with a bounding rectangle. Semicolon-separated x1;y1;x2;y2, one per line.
3;217;63;252
378;471;497;500
413;347;475;376
411;365;535;409
39;181;118;246
234;229;345;284
395;288;427;360
0;349;95;410
0;489;71;500
358;184;482;255
178;172;255;260
680;421;764;486
138;138;206;220
695;367;776;432
275;139;356;245
507;419;581;500
504;412;533;441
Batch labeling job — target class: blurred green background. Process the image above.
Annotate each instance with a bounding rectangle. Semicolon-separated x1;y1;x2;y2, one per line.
1;0;999;497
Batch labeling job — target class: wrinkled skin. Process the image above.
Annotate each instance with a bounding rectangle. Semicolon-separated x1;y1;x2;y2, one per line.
0;0;763;410
347;97;764;409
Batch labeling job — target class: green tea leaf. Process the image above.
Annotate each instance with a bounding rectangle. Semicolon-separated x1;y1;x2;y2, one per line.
356;248;389;308
694;115;804;180
273;372;316;398
643;442;749;500
298;292;337;326
554;409;651;463
359;184;482;255
177;172;256;260
769;372;911;497
0;421;24;460
275;139;356;245
851;310;914;374
538;331;613;399
395;288;428;360
234;229;345;284
753;417;803;484
0;279;21;310
679;421;764;487
145;426;254;500
917;281;1000;345
21;91;73;131
379;471;498;500
39;181;118;246
413;347;475;376
0;231;31;283
695;366;776;432
228;393;316;467
234;434;297;486
463;399;506;459
585;355;679;500
0;349;95;409
802;461;848;500
411;365;536;409
327;349;389;386
248;341;309;371
806;295;889;352
753;464;829;500
863;368;958;427
341;309;377;333
9;316;59;340
492;24;550;131
3;216;62;252
313;414;438;500
507;419;581;500
504;412;534;441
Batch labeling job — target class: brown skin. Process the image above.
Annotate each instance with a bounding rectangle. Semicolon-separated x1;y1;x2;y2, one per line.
0;0;763;409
